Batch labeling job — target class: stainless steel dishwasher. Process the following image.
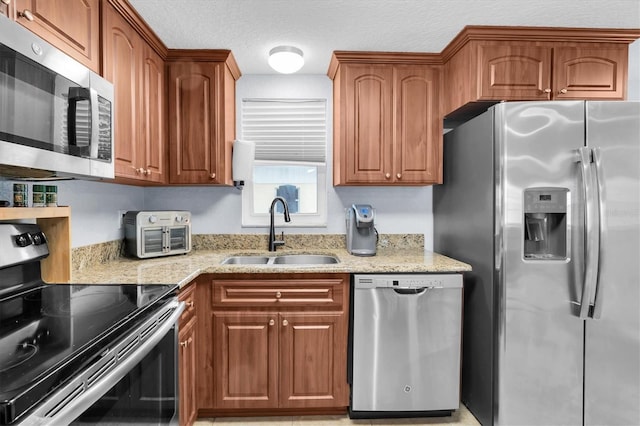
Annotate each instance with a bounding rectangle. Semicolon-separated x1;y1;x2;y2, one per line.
349;273;463;419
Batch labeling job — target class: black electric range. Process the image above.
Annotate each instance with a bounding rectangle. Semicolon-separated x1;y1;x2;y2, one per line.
0;223;178;424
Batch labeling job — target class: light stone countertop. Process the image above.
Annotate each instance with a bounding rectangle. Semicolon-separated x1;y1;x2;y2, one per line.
70;248;472;288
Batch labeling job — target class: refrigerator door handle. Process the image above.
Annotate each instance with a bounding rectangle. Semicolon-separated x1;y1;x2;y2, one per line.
577;147;600;319
591;148;606;319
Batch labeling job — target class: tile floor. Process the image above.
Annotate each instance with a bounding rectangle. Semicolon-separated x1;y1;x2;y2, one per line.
194;404;480;426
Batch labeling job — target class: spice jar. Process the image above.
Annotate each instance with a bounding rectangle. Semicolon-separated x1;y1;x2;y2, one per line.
45;185;58;207
32;185;46;207
13;183;28;207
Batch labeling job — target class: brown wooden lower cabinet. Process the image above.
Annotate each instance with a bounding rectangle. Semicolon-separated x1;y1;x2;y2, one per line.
197;273;350;416
179;282;197;426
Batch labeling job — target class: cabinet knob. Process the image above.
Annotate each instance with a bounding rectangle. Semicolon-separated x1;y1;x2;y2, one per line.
209;173;216;179
559;88;568;94
282;319;289;326
543;88;552;93
144;169;151;176
385;173;391;179
269;319;275;326
18;9;34;21
275;291;282;299
396;173;402;179
186;301;194;308
180;340;188;348
135;167;145;174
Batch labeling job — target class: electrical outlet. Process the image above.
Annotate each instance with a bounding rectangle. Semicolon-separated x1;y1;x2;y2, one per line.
117;210;127;229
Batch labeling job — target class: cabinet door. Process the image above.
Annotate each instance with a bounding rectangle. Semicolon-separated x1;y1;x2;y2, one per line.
0;1;11;18
213;312;278;409
394;66;441;184
179;316;197;426
478;44;552;100
13;0;100;72
168;62;222;184
342;64;394;184
553;45;627;100
279;312;348;408
102;3;143;180
141;44;166;183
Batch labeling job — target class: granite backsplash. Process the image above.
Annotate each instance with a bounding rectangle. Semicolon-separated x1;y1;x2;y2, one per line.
71;234;424;272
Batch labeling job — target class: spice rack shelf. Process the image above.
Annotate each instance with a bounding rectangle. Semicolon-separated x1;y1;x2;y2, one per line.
0;207;71;283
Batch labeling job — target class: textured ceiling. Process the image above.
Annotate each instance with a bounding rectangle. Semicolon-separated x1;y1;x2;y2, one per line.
129;0;640;75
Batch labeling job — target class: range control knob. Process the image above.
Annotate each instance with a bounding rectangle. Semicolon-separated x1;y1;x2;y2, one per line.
15;233;32;247
175;215;183;223
148;215;158;224
31;232;47;245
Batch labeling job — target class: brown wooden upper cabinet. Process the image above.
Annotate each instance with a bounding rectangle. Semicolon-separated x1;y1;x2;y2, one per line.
166;52;240;185
442;27;639;118
102;1;166;184
11;0;100;73
329;53;442;186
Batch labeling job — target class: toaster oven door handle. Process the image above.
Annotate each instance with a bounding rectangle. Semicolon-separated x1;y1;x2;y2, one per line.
21;300;185;425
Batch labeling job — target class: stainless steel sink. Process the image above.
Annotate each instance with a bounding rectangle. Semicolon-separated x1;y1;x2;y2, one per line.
271;255;339;265
221;254;339;265
221;256;271;265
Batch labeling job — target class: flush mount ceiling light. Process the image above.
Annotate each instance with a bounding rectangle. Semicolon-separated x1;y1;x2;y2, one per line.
268;46;304;74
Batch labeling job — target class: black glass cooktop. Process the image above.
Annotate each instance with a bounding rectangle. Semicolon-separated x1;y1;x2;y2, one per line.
0;283;177;424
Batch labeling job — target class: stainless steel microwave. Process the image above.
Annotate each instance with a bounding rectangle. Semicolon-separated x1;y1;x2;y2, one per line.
0;16;114;179
124;211;192;259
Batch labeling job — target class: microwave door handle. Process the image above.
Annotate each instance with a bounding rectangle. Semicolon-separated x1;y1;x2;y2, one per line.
67;87;91;154
89;87;100;159
577;147;600;320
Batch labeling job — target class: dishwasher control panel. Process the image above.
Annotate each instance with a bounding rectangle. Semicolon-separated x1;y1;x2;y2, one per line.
353;274;462;290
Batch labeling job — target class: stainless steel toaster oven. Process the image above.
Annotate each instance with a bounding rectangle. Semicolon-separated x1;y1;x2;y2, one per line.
124;211;191;259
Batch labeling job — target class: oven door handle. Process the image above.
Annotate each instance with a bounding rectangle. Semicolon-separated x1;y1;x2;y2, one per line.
22;300;185;426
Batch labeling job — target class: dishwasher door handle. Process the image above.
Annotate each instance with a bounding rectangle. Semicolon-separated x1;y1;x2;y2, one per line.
391;287;443;295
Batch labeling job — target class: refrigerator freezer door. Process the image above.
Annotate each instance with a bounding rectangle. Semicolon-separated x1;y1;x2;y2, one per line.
584;101;640;426
495;102;585;425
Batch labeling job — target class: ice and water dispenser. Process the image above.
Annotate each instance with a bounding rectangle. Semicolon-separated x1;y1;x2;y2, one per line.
523;188;568;260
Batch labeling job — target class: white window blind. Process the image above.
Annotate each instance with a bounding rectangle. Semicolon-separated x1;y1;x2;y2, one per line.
241;99;326;163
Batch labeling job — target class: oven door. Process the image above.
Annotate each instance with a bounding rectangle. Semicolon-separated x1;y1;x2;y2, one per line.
17;300;184;426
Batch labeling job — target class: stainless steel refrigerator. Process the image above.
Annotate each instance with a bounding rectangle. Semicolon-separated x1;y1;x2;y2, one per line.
433;101;640;426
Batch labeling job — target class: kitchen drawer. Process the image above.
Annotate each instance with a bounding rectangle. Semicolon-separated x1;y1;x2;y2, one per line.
212;279;345;309
179;282;196;325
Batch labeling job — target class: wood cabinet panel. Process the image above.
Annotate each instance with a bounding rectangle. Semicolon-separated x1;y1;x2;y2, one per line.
200;273;350;414
102;3;141;180
179;315;197;426
141;44;166;183
333;59;441;185
179;282;197;426
212;279;345;308
553;45;627;100
477;44;551;100
168;62;220;184
0;1;11;18
13;0;100;72
102;2;167;184
394;66;441;183
213;312;278;409
343;65;393;183
279;312;348;408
